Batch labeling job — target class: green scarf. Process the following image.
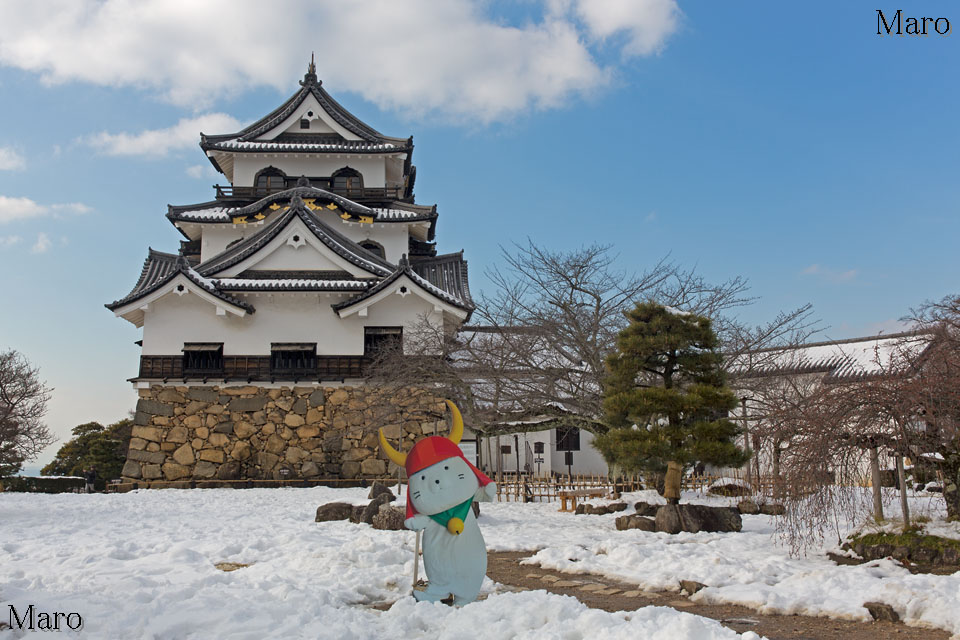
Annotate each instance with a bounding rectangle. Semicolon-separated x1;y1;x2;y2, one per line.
428;497;474;528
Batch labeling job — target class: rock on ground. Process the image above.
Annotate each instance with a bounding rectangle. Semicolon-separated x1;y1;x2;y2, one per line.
737;499;760;515
372;504;406;530
367;481;395;501
864;602;900;622
759;503;786;516
655;504;742;534
634;502;659;517
315;502;354;522
361;492;396;524
615;515;656;532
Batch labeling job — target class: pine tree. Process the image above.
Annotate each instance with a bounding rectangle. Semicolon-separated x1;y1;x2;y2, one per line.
594;302;749;503
41;419;131;480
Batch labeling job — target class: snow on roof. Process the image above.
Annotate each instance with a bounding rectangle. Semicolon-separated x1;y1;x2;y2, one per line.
205;140;406;152
731;331;932;381
370;208;428;220
214;278;371;291
171;206;239;222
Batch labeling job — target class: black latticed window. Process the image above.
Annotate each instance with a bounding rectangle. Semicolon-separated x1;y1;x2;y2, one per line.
364;327;402;357
182;343;223;373
332;167;363;193
556;427;580;452
534;442;545;454
270;343;317;375
255;168;287;194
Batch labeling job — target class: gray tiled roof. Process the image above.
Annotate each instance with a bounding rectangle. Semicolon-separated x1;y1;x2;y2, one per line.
194;194;394;278
729;331;933;382
168;186;375;224
333;255;474;316
200;73;411;152
105;250;254;313
411;251;473;307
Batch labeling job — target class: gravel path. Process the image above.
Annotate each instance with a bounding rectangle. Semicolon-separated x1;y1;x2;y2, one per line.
487;551;950;640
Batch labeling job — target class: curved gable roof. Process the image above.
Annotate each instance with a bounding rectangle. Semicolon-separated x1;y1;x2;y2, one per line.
200;71;410;149
333;255;474;317
195;194;394;278
105;250;254;314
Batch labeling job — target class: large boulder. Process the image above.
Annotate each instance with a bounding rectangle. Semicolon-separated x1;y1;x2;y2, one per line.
655;504;742;534
367;481;395;501
315;502;355;522
615;515;657;532
372;504;406;530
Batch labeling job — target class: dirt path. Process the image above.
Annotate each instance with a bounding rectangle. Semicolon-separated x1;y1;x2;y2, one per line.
487;551;950;640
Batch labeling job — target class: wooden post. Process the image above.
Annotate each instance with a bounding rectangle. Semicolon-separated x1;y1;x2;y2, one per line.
412;530;422;589
896;455;910;529
664;460;682;504
514;434;521;476
869;446;884;521
496;434;503;485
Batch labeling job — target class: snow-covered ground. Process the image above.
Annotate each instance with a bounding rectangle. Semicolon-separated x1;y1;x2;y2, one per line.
1;487;760;639
0;485;955;638
503;489;960;636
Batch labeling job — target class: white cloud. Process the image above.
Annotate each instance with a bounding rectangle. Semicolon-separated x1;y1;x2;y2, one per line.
801;263;858;283
572;0;681;56
85;113;242;157
0;0;679;123
0;146;26;170
0;196;91;224
0;235;22;248
31;232;51;254
186;164;219;180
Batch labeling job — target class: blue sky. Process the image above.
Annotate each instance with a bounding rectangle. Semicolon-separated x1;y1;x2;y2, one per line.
0;1;956;470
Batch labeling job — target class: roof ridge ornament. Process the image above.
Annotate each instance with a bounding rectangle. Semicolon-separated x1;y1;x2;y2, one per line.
296;175;310;187
301;52;320;87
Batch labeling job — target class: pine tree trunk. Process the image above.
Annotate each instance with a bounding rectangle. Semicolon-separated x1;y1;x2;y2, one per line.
664;460;682;504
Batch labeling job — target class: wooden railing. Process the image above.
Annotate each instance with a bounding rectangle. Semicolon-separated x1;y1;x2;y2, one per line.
214;184;404;201
494;473;644;503
493;471;782;504
138;354;371;381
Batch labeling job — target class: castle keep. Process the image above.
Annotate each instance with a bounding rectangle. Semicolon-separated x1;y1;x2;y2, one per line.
108;60;474;483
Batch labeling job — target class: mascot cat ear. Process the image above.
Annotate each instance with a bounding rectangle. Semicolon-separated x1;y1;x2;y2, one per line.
378;399;463;467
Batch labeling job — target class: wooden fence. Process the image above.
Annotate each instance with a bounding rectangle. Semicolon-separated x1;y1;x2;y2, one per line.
494;472;643;503
493;470;781;504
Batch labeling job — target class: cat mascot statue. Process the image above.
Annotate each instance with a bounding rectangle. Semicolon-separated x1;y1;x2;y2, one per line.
379;400;496;605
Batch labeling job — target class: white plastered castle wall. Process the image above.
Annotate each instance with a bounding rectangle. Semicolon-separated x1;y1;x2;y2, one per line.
232;155;391;188
139;287;444;356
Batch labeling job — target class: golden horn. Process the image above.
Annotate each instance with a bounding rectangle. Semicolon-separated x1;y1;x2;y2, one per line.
445;400;463;445
378;428;406;467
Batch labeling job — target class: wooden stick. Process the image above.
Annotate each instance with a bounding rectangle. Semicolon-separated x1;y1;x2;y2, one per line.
412;529;422;589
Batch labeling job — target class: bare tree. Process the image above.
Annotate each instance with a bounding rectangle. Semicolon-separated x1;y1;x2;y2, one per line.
0;350;54;476
745;328;946;550
368;240;817;474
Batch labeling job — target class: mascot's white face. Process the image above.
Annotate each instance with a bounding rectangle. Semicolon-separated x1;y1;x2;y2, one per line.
409;456;479;516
